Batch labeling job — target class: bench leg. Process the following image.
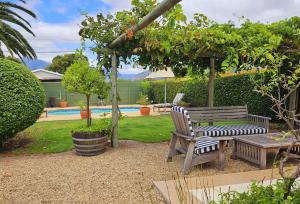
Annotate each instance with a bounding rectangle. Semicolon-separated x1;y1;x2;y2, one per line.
218;140;226;171
260;148;267;169
183;141;196;175
166;133;178;162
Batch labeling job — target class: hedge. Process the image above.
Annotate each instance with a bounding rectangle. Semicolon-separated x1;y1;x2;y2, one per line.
147;74;275;118
0;58;46;145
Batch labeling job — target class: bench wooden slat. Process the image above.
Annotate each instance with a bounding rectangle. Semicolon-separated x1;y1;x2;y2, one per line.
187;106;248;123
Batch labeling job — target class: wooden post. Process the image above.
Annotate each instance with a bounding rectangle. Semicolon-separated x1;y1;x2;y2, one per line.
111;51;118;148
208;57;215;107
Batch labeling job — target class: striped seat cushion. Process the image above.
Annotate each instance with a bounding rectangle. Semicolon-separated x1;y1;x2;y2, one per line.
195;136;219;154
172;106;219;155
195;124;267;137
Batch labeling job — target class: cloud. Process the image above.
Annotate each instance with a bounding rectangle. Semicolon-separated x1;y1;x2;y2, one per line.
102;0;132;13
181;0;300;23
19;19;82;62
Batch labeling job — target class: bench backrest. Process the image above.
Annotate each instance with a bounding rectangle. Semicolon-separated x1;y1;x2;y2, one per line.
172;93;185;105
186;106;248;123
170;106;194;137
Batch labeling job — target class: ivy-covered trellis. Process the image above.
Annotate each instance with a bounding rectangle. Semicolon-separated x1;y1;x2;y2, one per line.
80;0;299;149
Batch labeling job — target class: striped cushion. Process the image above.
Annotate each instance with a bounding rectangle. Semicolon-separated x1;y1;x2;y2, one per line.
195;136;219;154
195;124;267;137
172;106;219;154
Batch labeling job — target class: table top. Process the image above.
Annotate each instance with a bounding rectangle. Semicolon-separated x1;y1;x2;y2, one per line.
234;133;299;148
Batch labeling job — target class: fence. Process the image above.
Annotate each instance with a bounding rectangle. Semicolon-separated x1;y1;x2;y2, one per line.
41;80;142;107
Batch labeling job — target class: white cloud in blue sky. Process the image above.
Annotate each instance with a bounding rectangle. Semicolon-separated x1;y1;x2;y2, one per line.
20;0;299;71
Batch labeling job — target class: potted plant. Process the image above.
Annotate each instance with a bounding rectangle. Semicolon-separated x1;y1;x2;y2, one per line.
58;91;68;108
78;101;91;119
137;94;150;116
62;53;110;156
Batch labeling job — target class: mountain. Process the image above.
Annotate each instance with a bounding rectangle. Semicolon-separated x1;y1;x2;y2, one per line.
118;69;150;80
22;58;50;70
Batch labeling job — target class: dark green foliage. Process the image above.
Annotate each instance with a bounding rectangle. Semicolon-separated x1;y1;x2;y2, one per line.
147;74;274;118
0;58;45;144
214;180;300;204
214;74;274;117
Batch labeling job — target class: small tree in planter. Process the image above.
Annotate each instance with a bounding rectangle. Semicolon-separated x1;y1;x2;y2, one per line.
137;94;151;116
63;55;110;156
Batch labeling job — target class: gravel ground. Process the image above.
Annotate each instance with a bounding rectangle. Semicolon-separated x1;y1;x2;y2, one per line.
0;141;258;204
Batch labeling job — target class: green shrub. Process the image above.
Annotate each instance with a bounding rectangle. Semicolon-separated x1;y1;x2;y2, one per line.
0;58;45;144
213;180;300;204
74;118;112;134
148;74;275;118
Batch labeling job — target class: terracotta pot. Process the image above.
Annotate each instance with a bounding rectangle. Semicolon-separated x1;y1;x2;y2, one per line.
59;101;68;108
140;106;150;116
80;110;91;119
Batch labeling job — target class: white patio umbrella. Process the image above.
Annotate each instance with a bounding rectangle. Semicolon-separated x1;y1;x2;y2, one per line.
145;68;175;111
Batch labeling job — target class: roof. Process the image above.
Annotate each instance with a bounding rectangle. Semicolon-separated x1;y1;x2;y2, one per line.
32;69;63;81
145;68;175;79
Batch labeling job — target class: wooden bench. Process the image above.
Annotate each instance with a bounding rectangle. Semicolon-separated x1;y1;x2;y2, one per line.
186;106;271;137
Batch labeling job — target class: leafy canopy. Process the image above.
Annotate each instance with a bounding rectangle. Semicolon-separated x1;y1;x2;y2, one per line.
47;53;88;74
80;0;299;78
62;56;109;98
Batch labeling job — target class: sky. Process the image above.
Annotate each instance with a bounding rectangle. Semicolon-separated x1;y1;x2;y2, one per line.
16;0;300;74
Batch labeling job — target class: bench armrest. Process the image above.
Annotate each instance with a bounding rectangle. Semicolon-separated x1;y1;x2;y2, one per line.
247;114;271;129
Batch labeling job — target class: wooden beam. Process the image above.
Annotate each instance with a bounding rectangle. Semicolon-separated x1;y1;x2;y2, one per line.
108;0;182;49
111;51;118;148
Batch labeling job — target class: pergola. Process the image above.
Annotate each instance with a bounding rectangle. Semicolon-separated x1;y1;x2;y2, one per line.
107;0;182;148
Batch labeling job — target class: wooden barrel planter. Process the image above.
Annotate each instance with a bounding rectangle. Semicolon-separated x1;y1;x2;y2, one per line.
72;131;108;156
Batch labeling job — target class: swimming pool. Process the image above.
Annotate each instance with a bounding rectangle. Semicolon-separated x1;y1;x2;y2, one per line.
48;107;140;115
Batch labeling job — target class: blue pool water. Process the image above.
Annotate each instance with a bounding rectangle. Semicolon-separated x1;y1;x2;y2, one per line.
48;107;140;115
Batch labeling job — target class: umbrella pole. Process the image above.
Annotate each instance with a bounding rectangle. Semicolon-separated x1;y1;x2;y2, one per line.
164;78;167;112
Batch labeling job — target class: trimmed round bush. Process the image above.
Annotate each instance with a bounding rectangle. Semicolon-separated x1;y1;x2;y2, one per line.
0;58;45;144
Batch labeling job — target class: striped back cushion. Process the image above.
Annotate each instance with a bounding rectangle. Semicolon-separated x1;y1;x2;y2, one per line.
171;106;195;137
172;93;185;105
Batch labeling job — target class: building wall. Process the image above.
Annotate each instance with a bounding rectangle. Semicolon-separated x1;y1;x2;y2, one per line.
41;80;142;107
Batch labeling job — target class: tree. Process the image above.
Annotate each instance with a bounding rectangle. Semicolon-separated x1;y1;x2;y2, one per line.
0;0;37;59
47;54;88;74
62;53;110;127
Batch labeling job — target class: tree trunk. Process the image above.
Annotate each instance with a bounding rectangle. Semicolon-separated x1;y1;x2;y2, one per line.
208;57;216;126
86;95;91;127
111;51;118;148
208;57;215;107
289;90;298;129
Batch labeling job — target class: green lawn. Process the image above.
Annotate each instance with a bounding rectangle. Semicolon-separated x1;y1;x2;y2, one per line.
10;115;269;155
13;115;174;154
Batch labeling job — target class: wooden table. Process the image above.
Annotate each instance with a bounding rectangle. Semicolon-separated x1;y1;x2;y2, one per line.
232;133;300;169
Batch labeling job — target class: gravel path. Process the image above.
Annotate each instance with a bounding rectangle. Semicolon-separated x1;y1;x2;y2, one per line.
0;141;258;204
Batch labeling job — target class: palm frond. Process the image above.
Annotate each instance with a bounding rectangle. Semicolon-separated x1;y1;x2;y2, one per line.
0;1;36;18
